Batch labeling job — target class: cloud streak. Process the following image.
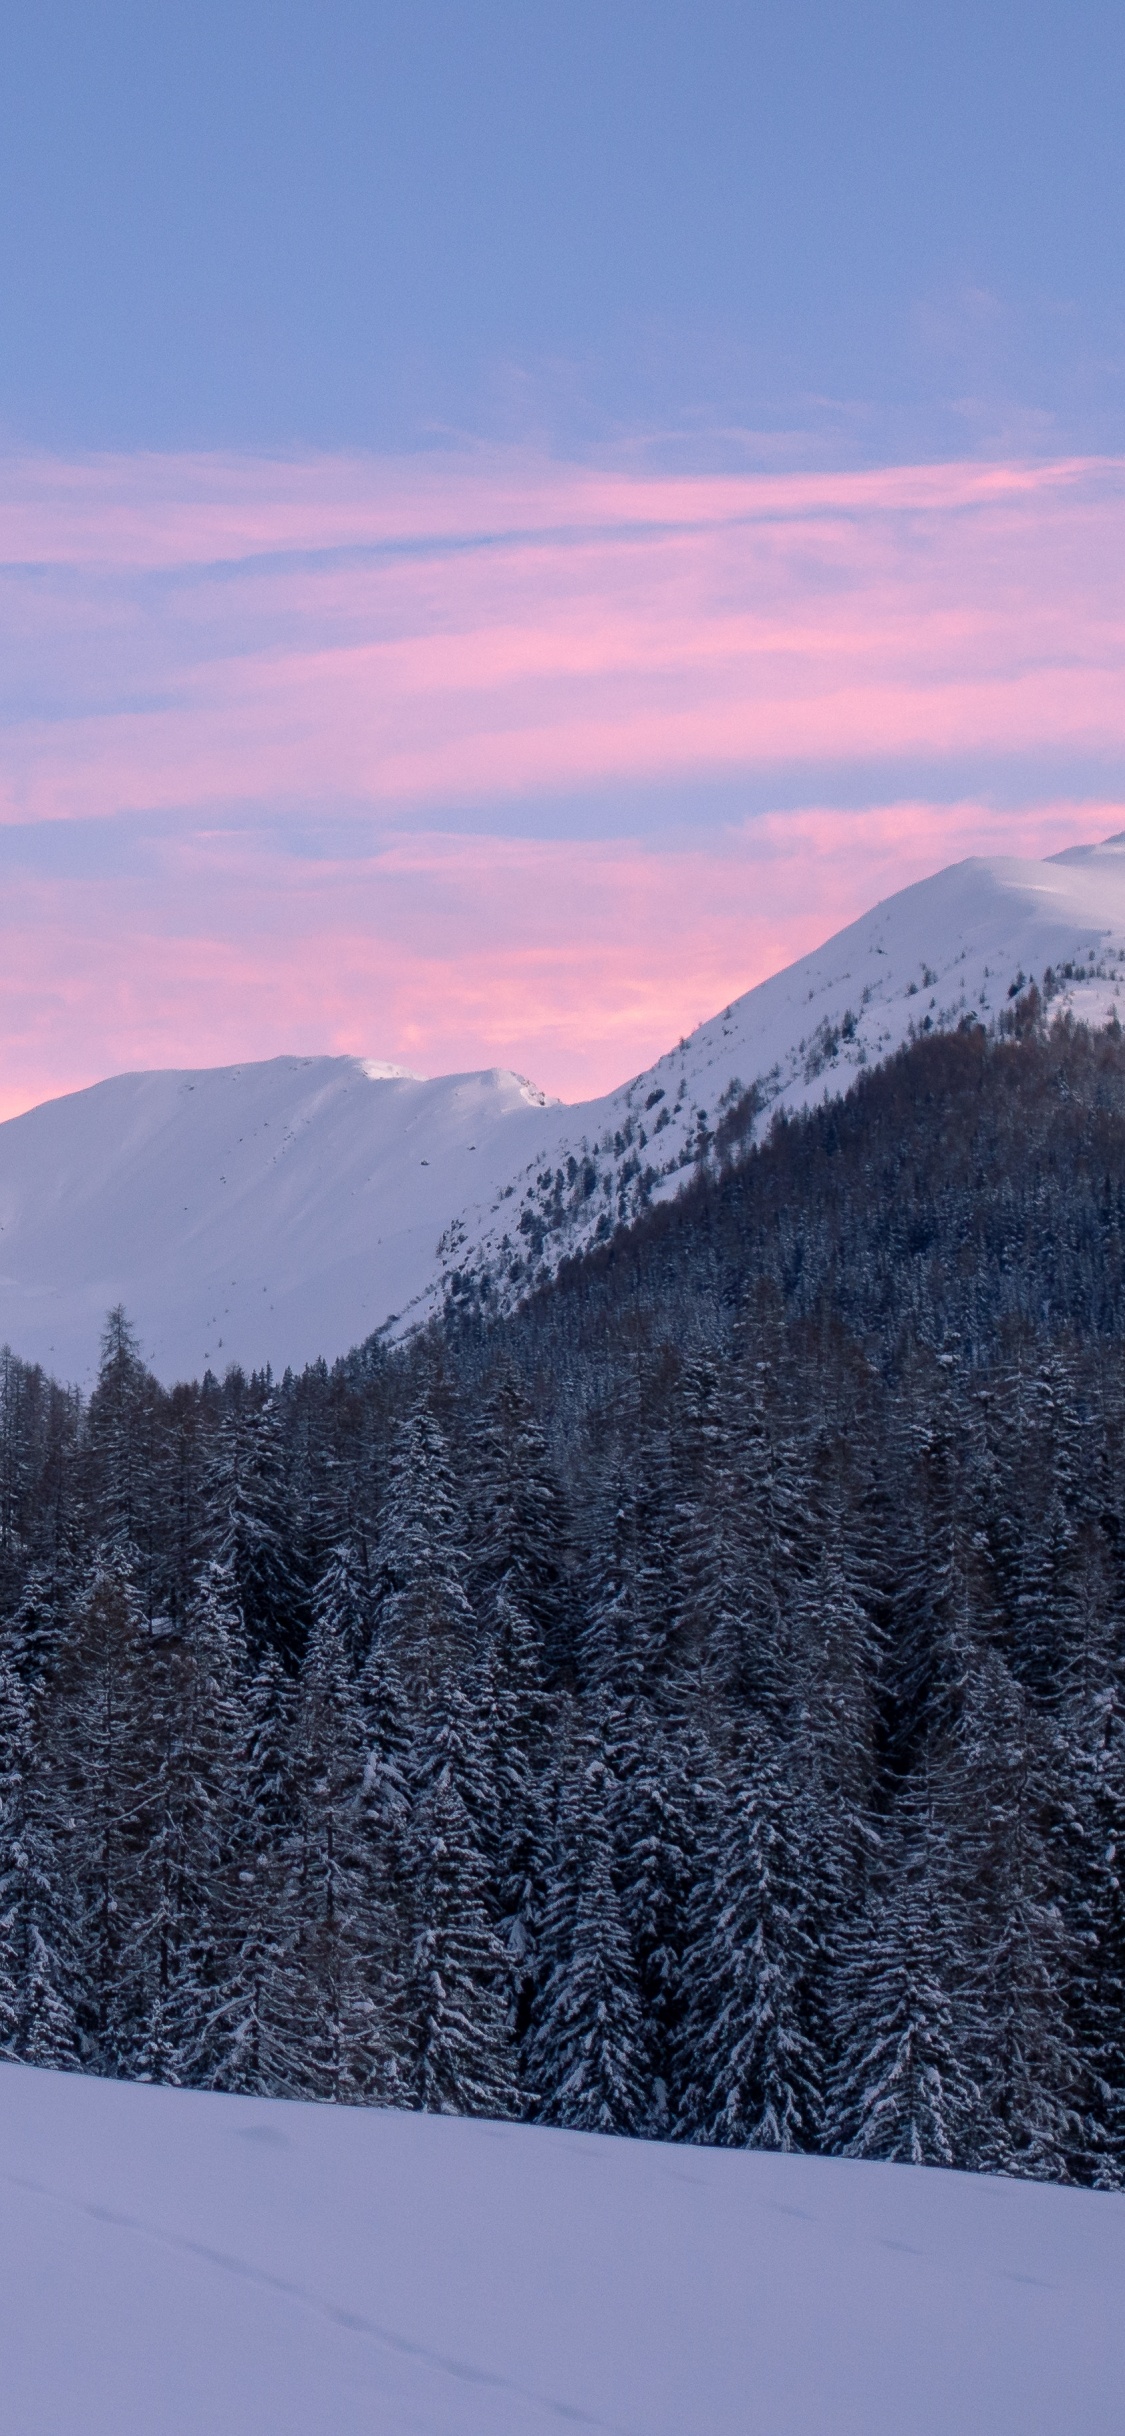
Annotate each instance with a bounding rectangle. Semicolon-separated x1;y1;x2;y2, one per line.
0;445;1122;1110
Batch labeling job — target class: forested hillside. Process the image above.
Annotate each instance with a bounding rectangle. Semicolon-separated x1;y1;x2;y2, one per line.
1;1014;1124;2184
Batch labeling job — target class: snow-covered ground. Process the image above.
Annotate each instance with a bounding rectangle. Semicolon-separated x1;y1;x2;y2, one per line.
5;836;1125;1385
1;2062;1122;2436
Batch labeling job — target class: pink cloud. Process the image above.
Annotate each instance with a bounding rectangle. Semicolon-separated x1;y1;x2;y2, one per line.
0;797;1115;1122
1;448;1122;826
0;442;1122;1109
0;443;1106;570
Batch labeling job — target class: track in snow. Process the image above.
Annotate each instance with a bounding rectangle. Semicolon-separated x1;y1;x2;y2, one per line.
1;2061;1123;2436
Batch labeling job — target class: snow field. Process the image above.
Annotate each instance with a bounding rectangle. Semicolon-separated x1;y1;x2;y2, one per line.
1;2061;1123;2436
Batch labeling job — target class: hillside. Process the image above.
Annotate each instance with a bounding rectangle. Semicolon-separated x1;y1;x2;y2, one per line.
0;1057;555;1385
478;1012;1125;1378
2;1024;1125;2182
449;837;1125;1325
2;2062;1122;2436
4;838;1125;1383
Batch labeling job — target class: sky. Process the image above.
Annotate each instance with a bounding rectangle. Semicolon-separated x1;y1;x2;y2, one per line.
1;1;1124;1113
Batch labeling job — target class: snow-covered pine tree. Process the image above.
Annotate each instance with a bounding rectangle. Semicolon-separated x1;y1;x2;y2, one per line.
403;1668;518;2118
826;1787;980;2167
468;1366;567;1658
578;1459;667;1698
289;1587;402;2102
54;1545;158;2071
311;1538;372;1676
357;1633;413;1855
16;1369;83;1615
670;1351;813;1709
469;1605;548;2041
678;1715;823;2152
0;1638;80;2067
781;1534;884;1928
1059;1610;1125;2185
209;1393;306;1665
525;1724;646;2134
887;1352;989;1762
133;1561;248;2086
464;1370;558;2019
5;1560;73;1706
284;1357;367;1573
83;1309;166;1610
1003;1355;1112;1709
954;1648;1084;2179
0;1345;34;1583
205;1645;308;2097
354;1632;415;2054
158;1381;215;1628
376;1398;475;1688
664;1354;755;1698
611;1696;715;2128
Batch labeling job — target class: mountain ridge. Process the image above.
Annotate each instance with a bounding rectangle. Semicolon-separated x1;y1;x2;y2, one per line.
5;836;1125;1384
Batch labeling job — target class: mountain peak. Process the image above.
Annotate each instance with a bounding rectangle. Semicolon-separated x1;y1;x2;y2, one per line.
358;1057;424;1082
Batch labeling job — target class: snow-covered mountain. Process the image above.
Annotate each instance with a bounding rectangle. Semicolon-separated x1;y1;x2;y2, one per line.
2;2060;1121;2436
0;1056;557;1384
435;835;1125;1330
5;836;1125;1386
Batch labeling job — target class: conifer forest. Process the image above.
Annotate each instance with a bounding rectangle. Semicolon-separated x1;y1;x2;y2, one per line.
3;1016;1125;2186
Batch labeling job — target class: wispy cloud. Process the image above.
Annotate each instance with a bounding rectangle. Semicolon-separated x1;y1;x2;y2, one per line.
0;446;1122;1111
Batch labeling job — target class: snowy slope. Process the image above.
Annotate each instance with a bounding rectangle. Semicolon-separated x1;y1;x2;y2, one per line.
0;1056;556;1384
444;836;1125;1322
1;2063;1122;2436
5;836;1125;1385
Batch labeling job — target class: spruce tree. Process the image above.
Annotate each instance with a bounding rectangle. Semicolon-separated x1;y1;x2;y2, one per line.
134;1563;248;2086
206;1646;307;2096
469;1367;566;1656
666;1355;756;1698
526;1730;646;2134
5;1561;72;1705
955;1651;1084;2179
403;1674;517;2117
827;1792;979;2167
377;1400;475;1686
0;1641;80;2067
83;1310;167;1613
312;1538;372;1675
470;1617;543;2038
611;1697;711;2126
209;1394;306;1664
678;1718;823;2152
289;1591;401;2102
55;1547;158;2070
1061;1625;1125;2184
888;1353;985;1761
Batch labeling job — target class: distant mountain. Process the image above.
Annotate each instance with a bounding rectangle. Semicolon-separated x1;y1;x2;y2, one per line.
0;1057;556;1385
4;836;1125;1384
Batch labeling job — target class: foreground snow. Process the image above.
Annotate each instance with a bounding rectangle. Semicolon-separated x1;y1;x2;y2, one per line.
5;836;1125;1382
1;2064;1122;2436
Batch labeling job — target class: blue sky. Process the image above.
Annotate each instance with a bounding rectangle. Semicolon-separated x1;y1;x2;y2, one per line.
3;1;1123;462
